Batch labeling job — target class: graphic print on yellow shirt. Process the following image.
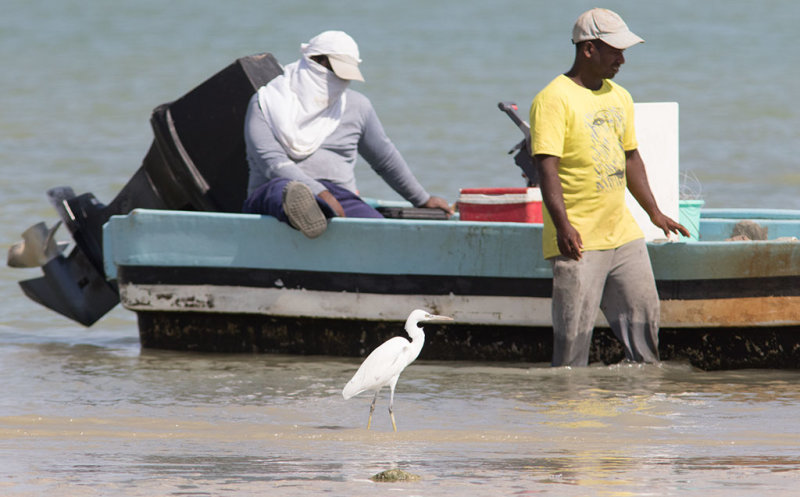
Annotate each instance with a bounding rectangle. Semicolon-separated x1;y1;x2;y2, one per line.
589;107;627;193
530;75;643;259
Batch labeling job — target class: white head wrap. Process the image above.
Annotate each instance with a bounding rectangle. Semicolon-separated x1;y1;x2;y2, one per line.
257;31;363;160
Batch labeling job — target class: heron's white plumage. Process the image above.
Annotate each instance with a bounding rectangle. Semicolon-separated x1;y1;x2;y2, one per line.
342;336;415;400
342;309;453;431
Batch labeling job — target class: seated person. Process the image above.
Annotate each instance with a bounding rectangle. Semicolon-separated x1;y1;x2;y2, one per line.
243;30;452;238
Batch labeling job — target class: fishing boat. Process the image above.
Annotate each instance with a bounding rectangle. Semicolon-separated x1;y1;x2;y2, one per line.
9;53;800;370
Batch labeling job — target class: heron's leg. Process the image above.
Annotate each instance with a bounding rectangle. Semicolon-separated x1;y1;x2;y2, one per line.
388;385;397;432
367;391;379;430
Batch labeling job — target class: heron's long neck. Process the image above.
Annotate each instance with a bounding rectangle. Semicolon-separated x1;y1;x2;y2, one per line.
406;325;425;356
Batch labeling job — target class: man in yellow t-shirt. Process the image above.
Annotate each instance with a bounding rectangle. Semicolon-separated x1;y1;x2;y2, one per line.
530;8;688;367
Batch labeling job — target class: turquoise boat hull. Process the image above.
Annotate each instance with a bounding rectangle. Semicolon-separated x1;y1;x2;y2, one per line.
102;206;800;369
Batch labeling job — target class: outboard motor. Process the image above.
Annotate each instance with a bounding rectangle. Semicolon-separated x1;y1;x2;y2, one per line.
7;53;283;325
498;101;538;187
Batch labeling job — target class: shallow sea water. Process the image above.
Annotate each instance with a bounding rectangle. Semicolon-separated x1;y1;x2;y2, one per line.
3;349;800;496
2;0;799;495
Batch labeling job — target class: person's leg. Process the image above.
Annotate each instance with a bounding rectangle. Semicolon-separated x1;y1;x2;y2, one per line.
243;178;333;238
242;177;292;221
550;250;613;367
318;180;384;219
599;238;660;363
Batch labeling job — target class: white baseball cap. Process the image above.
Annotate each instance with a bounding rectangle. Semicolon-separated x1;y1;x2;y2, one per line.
302;30;365;82
571;8;644;49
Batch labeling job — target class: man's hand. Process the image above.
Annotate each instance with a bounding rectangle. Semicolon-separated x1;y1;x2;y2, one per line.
557;224;583;260
318;190;346;217
651;211;690;239
422;195;454;216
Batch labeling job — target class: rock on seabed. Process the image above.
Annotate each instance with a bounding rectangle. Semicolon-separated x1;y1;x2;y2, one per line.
370;469;421;482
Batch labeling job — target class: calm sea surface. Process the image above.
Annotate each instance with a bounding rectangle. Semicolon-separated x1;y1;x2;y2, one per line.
2;0;799;495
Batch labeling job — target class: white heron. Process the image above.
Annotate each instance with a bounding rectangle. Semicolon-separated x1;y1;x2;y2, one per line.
342;309;453;431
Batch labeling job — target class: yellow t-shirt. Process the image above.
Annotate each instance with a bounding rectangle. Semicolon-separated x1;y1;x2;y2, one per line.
530;75;643;259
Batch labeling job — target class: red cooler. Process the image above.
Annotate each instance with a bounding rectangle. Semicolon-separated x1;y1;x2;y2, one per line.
458;187;543;223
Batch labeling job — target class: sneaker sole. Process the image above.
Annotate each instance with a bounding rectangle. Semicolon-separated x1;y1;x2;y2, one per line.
283;182;327;239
